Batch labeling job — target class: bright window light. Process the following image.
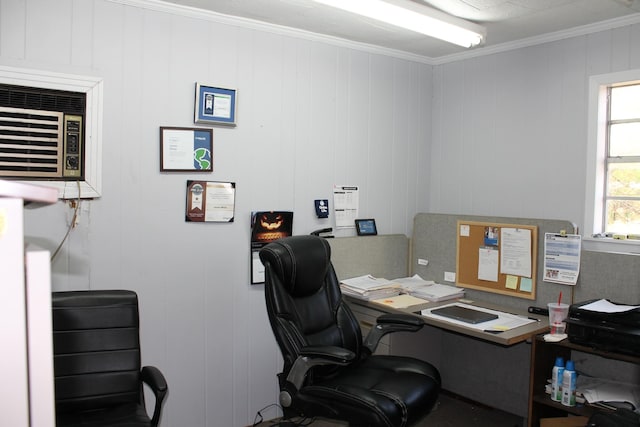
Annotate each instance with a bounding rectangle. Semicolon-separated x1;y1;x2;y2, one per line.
312;0;486;48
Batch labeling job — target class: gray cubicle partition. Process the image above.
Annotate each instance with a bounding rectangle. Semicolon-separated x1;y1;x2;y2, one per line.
327;214;640;308
411;213;640;309
328;234;409;281
578;250;640;303
411;213;578;311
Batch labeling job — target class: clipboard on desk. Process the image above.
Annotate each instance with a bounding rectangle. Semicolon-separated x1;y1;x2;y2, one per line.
431;305;498;324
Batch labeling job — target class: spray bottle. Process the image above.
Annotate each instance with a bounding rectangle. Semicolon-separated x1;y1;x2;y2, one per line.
561;360;577;407
551;356;564;402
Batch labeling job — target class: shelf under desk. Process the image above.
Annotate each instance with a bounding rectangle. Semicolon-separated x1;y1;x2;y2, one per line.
345;295;549;346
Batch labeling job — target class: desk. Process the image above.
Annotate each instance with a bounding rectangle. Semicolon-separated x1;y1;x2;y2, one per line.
345;295;549;420
346;295;549;346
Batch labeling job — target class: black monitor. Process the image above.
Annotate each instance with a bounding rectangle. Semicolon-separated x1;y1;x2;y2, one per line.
355;219;377;236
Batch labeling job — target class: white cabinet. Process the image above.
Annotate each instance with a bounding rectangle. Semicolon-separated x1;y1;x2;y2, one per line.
0;180;57;427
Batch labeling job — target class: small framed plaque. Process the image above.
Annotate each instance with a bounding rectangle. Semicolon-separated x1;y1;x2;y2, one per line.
194;83;237;126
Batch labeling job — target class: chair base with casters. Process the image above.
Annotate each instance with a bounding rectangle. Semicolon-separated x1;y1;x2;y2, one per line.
52;290;168;427
259;235;441;427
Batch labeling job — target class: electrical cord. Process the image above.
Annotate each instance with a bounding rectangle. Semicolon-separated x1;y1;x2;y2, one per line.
252;403;316;427
253;404;281;426
51;181;81;262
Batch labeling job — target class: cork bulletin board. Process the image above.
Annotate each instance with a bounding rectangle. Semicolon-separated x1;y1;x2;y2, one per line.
456;220;538;300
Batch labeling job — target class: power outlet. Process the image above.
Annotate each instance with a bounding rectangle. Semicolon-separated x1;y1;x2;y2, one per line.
444;271;456;282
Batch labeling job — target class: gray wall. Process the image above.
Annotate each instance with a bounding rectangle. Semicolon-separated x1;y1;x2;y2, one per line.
3;0;640;425
2;1;431;426
429;27;640;229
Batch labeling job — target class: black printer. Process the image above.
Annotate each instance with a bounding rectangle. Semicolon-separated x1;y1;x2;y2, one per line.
566;299;640;357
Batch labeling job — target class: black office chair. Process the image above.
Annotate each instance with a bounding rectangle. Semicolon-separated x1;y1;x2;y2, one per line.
52;290;168;427
259;235;441;427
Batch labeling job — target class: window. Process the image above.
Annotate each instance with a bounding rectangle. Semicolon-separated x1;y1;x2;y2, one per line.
585;70;640;250
605;84;640;235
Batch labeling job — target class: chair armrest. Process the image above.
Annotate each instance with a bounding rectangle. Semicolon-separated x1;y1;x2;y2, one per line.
280;346;356;407
141;366;168;427
299;345;356;364
363;313;425;353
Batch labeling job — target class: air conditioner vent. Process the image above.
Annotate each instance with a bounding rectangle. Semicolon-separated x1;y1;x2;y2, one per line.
0;107;64;178
0;83;85;180
0;84;85;115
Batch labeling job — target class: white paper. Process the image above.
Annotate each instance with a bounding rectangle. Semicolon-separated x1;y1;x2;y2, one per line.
340;275;397;293
163;129;195;169
212;93;232;119
252;251;264;283
391;274;436;292
478;246;499;282
543;233;582;285
579;376;640;409
333;185;359;228
204;182;235;222
579;298;639;313
411;284;465;302
500;228;532;277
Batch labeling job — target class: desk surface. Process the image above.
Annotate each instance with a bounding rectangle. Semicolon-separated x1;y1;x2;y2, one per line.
346;295;549;346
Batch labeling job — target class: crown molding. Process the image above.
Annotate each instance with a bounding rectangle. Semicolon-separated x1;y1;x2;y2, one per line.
433;13;640;65
108;0;640;66
107;0;435;64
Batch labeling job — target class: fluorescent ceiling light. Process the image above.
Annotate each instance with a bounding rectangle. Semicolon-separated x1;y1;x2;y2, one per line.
312;0;486;48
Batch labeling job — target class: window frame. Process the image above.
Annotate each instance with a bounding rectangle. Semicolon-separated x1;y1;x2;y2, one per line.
584;69;640;252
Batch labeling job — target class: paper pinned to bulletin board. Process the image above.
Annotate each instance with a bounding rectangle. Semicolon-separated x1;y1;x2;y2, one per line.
456;220;538;300
543;232;582;285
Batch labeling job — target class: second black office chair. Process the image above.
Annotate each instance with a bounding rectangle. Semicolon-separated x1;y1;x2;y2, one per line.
52;290;168;427
259;235;441;427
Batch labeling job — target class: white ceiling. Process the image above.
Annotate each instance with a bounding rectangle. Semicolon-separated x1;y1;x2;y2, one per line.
160;0;640;60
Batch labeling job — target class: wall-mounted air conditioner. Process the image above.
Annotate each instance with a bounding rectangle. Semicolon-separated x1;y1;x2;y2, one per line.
0;66;103;199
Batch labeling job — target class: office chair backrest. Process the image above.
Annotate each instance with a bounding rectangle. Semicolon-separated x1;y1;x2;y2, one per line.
260;235;364;373
52;290;143;413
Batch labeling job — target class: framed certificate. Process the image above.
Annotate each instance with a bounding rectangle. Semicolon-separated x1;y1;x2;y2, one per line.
160;127;213;172
194;83;237;126
185;181;235;222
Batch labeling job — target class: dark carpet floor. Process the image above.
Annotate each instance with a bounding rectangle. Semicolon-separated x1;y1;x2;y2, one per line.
251;392;524;427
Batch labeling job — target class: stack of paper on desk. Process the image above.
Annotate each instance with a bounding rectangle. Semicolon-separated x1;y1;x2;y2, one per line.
392;274;464;302
412;283;464;302
340;275;401;301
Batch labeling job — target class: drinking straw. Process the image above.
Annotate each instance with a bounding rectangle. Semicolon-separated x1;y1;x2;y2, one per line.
558;291;562;306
